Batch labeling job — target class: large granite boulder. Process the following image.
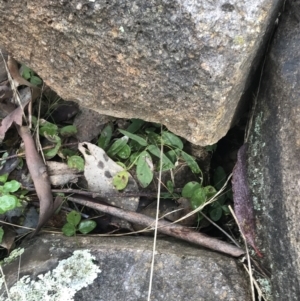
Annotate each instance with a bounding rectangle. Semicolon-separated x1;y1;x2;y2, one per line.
0;0;282;145
0;235;251;300
247;8;300;300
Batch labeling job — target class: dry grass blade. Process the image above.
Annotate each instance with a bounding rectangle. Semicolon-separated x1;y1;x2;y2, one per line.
229;205;255;301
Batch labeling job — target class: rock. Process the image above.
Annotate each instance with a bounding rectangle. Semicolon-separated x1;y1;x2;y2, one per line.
247;10;300;301
0;0;282;145
0;234;251;300
73;106;114;142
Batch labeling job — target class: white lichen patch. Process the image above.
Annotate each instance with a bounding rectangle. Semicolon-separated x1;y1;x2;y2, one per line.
1;250;101;301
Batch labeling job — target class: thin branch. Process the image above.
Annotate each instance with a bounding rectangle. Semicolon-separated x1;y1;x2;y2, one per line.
68;196;245;257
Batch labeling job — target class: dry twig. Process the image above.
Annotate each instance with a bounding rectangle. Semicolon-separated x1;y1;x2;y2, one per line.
68;196;245;257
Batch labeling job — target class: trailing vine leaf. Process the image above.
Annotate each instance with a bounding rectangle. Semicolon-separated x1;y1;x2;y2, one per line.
232;144;262;257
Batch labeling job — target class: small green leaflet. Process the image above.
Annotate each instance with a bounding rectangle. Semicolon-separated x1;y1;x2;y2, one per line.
190;187;206;210
117;144;131;159
113;171;129;190
0;195;20;214
126;119;145;133
3;180;20;193
162;131;183;149
62;223;76;237
147;145;175;171
107;136;129;157
181;151;201;174
78;220;97;234
67;210;81;226
118;129;148;146
97;123;113;150
59;125;77;137
182;181;202;198
136;151;153;188
67;155;85;171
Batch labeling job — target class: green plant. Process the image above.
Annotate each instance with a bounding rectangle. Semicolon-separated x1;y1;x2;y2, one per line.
21;65;43;86
97;119;202;189
181;166;231;222
32;117;83;170
62;211;97;237
0;174;22;214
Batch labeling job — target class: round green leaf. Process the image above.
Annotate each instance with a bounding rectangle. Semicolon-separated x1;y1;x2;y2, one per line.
182;181;202;198
209;207;223;221
30;75;43;86
0;195;19;213
3;180;21;193
113;171;129;190
0;173;8;184
21;65;32;80
39;123;58;137
136;151;153;188
66;210;81;226
117;144;131;159
203;185;217;199
78;220;97;234
62;223;77;237
190;187;206;210
59;125;77;137
67;155;85;172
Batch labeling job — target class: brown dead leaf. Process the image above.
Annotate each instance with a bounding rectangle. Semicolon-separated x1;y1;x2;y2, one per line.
0;94;31;141
7;56;36;88
47;161;80;186
16;125;55;236
0;226;16;252
0;82;13;101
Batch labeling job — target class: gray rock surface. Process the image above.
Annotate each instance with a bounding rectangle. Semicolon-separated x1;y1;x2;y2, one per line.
0;0;281;145
247;9;300;301
1;235;250;300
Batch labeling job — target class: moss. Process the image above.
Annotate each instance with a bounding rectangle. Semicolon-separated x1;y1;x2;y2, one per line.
1;248;24;265
1;250;101;301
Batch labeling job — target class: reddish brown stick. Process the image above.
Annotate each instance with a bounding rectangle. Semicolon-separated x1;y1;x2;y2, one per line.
68;196;245;257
